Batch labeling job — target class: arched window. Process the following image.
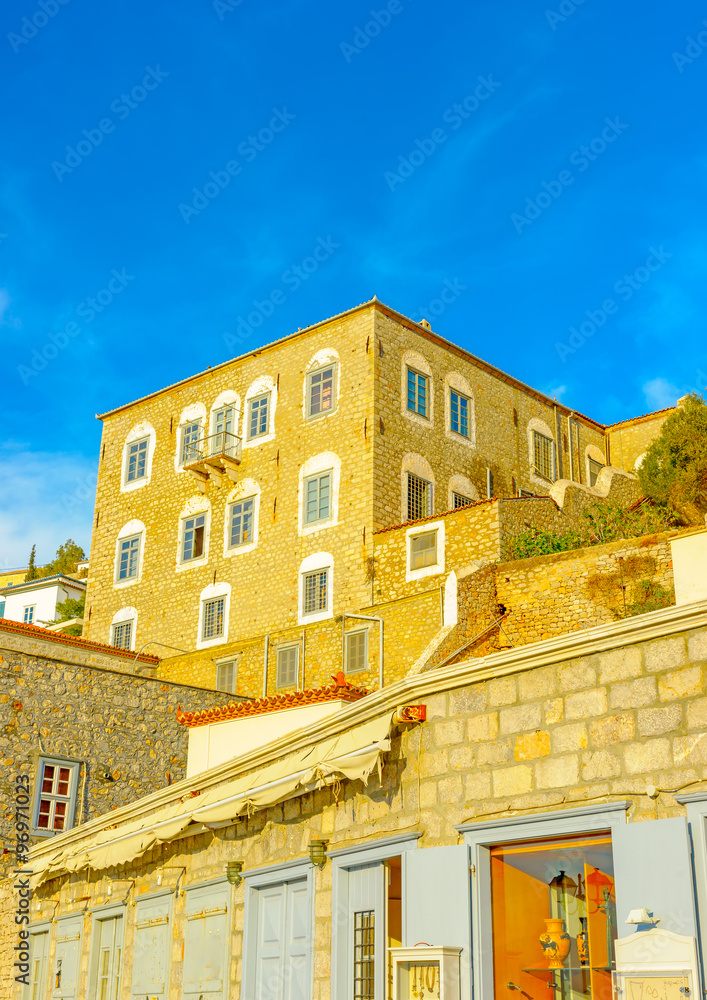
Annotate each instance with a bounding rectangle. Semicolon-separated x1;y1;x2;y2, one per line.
113;519;146;587
401;349;434;425
401;453;436;522
120;422;156;492
176;497;211;570
298;552;334;625
223;478;261;556
444;372;475;446
527;417;557;487
110;606;138;651
303;349;340;420
298;452;341;535
197;582;231;649
243;375;277;446
175;402;207;471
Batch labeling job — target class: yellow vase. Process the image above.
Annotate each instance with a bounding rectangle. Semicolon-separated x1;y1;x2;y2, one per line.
539;918;572;969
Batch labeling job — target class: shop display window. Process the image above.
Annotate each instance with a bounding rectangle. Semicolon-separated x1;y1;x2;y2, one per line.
490;832;617;1000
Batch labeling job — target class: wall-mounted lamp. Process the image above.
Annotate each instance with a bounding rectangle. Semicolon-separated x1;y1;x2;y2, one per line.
309;840;328;869
225;861;244;886
626;908;659;926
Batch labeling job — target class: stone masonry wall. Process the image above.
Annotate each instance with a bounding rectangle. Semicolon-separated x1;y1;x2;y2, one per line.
7;620;707;1000
607;408;674;472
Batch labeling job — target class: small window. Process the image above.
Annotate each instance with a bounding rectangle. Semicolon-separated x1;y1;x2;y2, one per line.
182;514;206;561
23;605;35;624
409;530;437;570
181;421;202;465
248;394;270;439
111;620;133;650
407;368;428;417
533;431;555;481
589;458;604;487
450;390;470;437
453;492;473;509
276;645;299;688
202;597;225;640
212;404;235;437
33;757;80;834
307;365;336;418
117;534;140;581
407;473;432;521
229;498;254;548
345;631;367;674
216;660;236;693
353;910;375;1000
304;471;332;524
89;914;123;1000
125;437;149;483
303;569;328;616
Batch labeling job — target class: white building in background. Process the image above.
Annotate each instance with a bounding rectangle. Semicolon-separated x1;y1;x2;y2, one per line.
0;574;86;625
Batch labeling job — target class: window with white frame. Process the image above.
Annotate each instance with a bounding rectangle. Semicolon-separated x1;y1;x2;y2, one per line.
303;569;328;617
449;390;470;437
409;530;438;571
452;492;473;509
533;431;555;481
588;458;604;487
307;364;336;417
407;473;432;521
345;630;367;674
216;660;237;693
247;394;270;439
202;596;225;641
32;756;80;835
180;420;202;465
182;513;206;561
88;913;123;1000
229;498;254;548
23;605;35;624
111;620;133;650
116;533;141;581
125;436;149;484
407;368;428;417
304;470;332;524
276;645;299;688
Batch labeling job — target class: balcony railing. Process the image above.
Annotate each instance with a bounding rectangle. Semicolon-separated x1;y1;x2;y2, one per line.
183;432;242;491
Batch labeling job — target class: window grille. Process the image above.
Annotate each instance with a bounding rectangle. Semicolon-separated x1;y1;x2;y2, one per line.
276;645;299;688
181;421;202;464
182;514;206;561
407;473;432;521
34;758;78;833
450;390;469;436
23;605;35;624
303;570;328;616
125;437;149;483
229;498;254;547
304;471;331;524
533;431;555;481
588;458;604;487
307;365;335;417
407;368;428;417
202;597;225;640
453;492;473;509
353;910;375;1000
111;621;133;650
216;660;236;693
248;394;270;438
345;630;367;673
409;530;437;570
117;534;140;580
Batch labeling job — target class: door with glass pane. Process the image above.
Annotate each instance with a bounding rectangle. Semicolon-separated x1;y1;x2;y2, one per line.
89;914;123;1000
254;878;311;1000
347;863;386;1000
23;929;49;1000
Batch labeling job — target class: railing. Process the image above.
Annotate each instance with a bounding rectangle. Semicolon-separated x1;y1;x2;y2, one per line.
183;431;242;466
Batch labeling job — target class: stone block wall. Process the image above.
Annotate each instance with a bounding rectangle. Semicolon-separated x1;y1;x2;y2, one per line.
607;408;674;472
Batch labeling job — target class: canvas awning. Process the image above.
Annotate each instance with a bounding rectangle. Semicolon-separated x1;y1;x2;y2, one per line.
30;713;393;886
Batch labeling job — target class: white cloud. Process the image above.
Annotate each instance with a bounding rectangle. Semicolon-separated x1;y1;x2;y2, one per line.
642;377;681;411
0;443;96;568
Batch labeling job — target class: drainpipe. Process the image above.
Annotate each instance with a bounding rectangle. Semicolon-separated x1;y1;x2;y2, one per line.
553;403;561;480
262;634;269;698
301;629;306;691
342;613;384;690
567;412;575;482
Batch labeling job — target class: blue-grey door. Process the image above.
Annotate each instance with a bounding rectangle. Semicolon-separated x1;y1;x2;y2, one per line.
254;878;311;1000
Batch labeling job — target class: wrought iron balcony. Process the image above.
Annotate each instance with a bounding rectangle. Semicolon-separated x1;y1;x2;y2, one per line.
183;431;242;490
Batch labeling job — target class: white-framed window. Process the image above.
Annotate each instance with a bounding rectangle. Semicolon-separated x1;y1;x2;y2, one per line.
87;910;124;1000
409;529;438;570
32;756;80;835
202;596;225;641
228;497;255;548
244;375;277;447
298;553;333;624
111;620;133;649
303;569;328;616
588;458;604;487
276;645;299;688
533;430;555;481
180;420;202;465
453;492;473;509
121;421;156;493
197;583;230;649
175;403;207;472
216;660;237;693
345;630;367;674
449;390;470;437
116;534;140;581
247;394;270;439
182;513;206;561
299;453;340;536
585;445;606;488
307;363;337;418
406;521;445;583
304;470;332;524
124;436;149;483
407;367;428;417
23;605;35;624
407;472;432;521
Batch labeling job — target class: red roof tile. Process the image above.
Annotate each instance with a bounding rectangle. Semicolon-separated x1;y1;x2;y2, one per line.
0;617;160;665
177;671;368;727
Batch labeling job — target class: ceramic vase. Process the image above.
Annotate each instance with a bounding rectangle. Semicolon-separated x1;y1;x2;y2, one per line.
539;917;571;969
577;917;589;966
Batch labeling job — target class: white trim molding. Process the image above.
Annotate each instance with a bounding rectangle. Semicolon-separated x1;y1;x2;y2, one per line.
401;453;436;522
223;478;261;557
243;375;277;448
303;348;340;421
401;349;434;427
110;606;138;651
113;519;146;589
209;389;241;433
406;519;446;583
298;551;334;625
120;421;156;494
298;452;341;536
174;402;207;473
176;496;211;572
197;581;231;650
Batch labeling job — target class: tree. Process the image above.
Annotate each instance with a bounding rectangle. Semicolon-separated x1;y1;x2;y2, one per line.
25;545;39;582
40;539;86;578
638;393;707;519
54;593;85;637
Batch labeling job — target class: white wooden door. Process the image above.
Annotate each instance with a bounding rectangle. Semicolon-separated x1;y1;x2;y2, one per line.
347;864;385;1000
131;896;171;998
52;917;82;999
182;884;229;998
89;915;123;1000
24;929;49;1000
254;878;311;1000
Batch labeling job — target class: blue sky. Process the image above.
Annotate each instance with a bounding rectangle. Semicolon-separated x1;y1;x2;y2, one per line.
2;0;706;566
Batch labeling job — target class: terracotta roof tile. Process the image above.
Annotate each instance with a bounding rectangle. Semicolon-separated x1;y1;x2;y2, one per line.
0;617;160;664
177;671;368;727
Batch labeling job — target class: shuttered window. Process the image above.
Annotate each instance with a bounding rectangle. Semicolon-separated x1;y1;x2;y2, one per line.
130;896;171;998
88;913;123;1000
254;879;311;1000
52;916;82;1000
23;929;49;1000
182;884;229;998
